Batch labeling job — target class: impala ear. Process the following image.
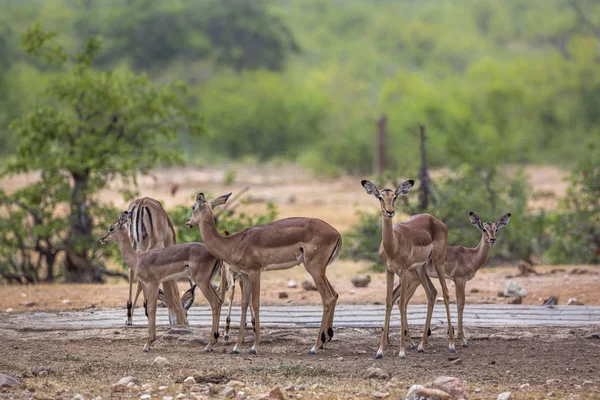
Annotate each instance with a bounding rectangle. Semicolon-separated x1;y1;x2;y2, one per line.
211;192;232;209
196;193;206;203
361;180;380;197
496;213;511;230
470;211;483;230
395;179;415;196
119;211;129;224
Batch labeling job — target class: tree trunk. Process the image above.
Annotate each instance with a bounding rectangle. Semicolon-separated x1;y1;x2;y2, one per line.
45;250;56;283
64;171;104;283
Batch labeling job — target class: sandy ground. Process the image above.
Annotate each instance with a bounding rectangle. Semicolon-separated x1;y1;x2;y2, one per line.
0;323;599;399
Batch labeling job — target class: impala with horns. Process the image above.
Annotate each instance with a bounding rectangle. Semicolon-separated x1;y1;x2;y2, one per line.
361;179;455;359
401;211;511;348
100;212;227;352
186;192;342;355
125;197;189;327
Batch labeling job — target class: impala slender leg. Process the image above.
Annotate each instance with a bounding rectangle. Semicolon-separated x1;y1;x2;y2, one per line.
126;268;134;325
306;263;336;355
232;274;251;354
376;269;394;359
143;282;159;352
433;257;456;353
323;276;339;345
248;271;261;355
455;278;468;347
131;277;145;323
415;268;437;352
398;276;408;359
224;274;236;342
196;276;223;352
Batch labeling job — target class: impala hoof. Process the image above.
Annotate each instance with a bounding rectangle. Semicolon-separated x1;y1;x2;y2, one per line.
142;347;149;353
417;348;424;353
126;320;132;326
449;347;456;353
248;349;257;355
231;349;240;355
224;335;229;342
204;348;212;353
398;353;406;359
375;353;383;359
462;343;469;348
308;350;317;356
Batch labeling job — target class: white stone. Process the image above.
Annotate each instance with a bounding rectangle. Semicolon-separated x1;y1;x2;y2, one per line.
235;392;246;400
475;388;482;393
72;394;85;400
158;386;168;391
504;280;527;297
140;395;151;400
163;397;174;400
404;385;423;400
498;392;512;400
519;383;530;389
152;356;170;368
62;299;72;304
222;386;236;398
183;376;196;386
287;280;298;288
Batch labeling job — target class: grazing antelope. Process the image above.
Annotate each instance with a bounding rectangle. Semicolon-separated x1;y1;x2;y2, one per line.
401;212;511;348
361;179;455;359
100;212;227;352
186;192;342;355
126;197;189;327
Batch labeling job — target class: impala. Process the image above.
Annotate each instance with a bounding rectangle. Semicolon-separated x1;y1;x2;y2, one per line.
186;192;342;355
361;179;455;358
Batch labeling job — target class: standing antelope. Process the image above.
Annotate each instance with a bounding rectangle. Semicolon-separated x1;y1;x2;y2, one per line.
185;192;342;355
361;179;455;359
100;212;227;352
401;212;511;348
125;197;189;327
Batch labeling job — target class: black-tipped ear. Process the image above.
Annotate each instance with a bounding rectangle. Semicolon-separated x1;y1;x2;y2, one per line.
470;212;483;230
211;192;232;209
361;180;380;197
196;192;206;202
395;179;414;196
496;213;511;230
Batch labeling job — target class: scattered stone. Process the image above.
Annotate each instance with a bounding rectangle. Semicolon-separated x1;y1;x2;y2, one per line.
152;356;171;369
140;395;151;400
546;392;554;397
470;288;480;293
567;298;584;306
0;373;20;388
497;291;505;298
518;260;537;276
336;356;344;361
38;370;48;378
507;296;522;305
297;385;307;391
504;280;527;297
519;383;530;389
351;274;371;288
127;382;139;389
22;301;38;307
5;308;12;313
228;381;245;389
546;379;561;386
158;386;168;391
284;386;295;392
236;392;246;400
430;376;466;400
543;296;558;306
449;358;462;365
189;385;203;393
278;292;289;299
582;380;594;386
497;392;511;400
62;299;72;305
364;367;390;380
222;386;236;398
301;280;317;291
164;397;174;400
474;388;482;393
404;385;424;400
268;386;285;400
183;377;197;386
287;280;298;288
175;394;186;399
111;384;127;393
585;333;600;339
371;391;389;399
118;376;140;386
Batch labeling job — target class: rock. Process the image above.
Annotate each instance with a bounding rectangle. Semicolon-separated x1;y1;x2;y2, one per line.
222;386;236;398
546;379;561;386
405;385;424;400
118;376;140;386
22;301;38;307
568;297;584;305
140;395;151;400
127;382;139;389
183;377;197;386
519;383;530;389
164;397;174;400
175;394;186;399
504;280;527;297
62;299;72;305
474;388;482;393
38;370;48;378
5;308;12;312
430;376;466;400
507;296;522;305
297;385;307;391
406;386;452;400
228;381;245;389
0;373;20;387
364;367;390;380
336;356;344;361
287;280;298;288
141;384;151;391
278;292;289;299
152;356;171;369
236;392;246;400
158;386;168;391
543;296;558;306
449;358;462;365
371;391;389;399
351;274;371;288
111;384;127;393
497;392;511;400
268;386;285;400
284;386;295;392
189;385;203;393
585;333;600;339
301;280;317;291
470;287;480;293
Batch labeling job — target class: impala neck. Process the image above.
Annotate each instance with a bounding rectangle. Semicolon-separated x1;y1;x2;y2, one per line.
116;230;140;269
199;208;230;262
381;215;398;258
473;234;492;271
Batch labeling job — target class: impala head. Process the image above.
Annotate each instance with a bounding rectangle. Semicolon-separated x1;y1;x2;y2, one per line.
469;212;511;245
361;179;415;218
100;211;130;244
185;192;232;228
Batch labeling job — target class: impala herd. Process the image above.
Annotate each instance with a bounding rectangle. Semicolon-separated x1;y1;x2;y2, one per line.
100;178;510;359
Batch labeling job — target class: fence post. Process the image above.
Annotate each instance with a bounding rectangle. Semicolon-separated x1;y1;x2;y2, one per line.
376;114;387;175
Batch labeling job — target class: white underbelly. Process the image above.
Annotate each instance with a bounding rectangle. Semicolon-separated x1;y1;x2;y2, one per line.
263;259;302;272
159;269;190;284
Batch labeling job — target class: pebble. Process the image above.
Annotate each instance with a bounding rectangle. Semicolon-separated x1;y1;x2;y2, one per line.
371;391;389;399
127;382;139;389
222;386;236;398
0;374;21;388
140;395;151;400
297;385;307;391
278;292;289;299
364;367;390;380
5;308;12;312
152;356;171;369
519;383;530;389
183;377;196;386
62;299;72;305
475;388;482;393
287;280;298;288
284;386;295;392
268;387;285;400
301;279;317;291
546;379;561;385
158;386;168;391
111;384;127;393
175;394;186;399
72;394;85;400
164;397;174;400
497;392;511;400
235;392;246;400
118;376;140;386
38;370;49;378
336;357;344;361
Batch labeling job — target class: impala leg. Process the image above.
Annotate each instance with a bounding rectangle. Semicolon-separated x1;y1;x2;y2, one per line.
126;268;135;325
376;270;394;359
323;275;339;345
196;277;223;352
415;267;437;352
162;280;188;326
248;271;262;355
433;256;456;353
232;274;251;354
398;275;408;359
224;274;236;342
143;281;159;352
306;263;336;355
455;278;468;347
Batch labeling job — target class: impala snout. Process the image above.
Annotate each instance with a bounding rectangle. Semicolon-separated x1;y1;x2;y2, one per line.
385;210;395;218
489;237;496;244
99;236;107;244
185;219;194;228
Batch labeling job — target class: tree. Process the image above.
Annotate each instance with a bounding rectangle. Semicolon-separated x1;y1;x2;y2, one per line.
2;25;203;283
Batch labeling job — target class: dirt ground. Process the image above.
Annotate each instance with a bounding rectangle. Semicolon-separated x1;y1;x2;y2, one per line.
0;323;599;399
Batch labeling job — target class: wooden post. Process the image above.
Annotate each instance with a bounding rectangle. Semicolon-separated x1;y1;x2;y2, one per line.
376;114;387;175
418;125;437;211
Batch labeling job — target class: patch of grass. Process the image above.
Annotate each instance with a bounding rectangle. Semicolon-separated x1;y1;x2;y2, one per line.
250;362;327;377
